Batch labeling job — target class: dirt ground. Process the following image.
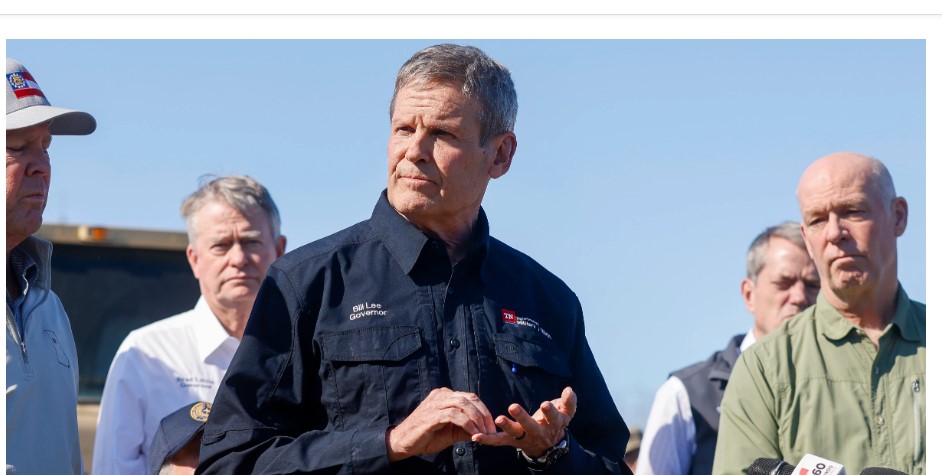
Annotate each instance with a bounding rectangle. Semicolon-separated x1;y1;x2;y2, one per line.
78;403;99;473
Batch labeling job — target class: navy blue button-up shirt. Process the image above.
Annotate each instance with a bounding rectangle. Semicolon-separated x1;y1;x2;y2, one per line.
199;192;629;474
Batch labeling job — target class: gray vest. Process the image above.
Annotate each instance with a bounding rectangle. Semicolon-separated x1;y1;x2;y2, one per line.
669;334;744;475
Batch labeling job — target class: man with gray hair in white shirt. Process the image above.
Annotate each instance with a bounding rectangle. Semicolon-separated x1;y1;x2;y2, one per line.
93;175;286;475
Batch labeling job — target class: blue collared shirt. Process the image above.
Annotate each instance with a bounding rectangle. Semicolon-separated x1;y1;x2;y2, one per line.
199;191;630;475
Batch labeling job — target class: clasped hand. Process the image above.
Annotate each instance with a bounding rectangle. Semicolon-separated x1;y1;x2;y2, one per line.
386;386;577;462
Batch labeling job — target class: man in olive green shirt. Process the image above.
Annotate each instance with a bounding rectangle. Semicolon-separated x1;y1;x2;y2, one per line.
713;152;926;475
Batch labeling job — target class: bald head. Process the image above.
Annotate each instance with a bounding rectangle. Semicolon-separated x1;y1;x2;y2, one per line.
795;151;907;318
797;152;897;211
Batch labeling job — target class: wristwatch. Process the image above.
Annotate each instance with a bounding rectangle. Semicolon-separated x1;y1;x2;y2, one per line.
517;429;571;471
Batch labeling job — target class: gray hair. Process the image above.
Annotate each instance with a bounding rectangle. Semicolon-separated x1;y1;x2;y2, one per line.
745;221;806;282
389;44;517;145
180;174;281;244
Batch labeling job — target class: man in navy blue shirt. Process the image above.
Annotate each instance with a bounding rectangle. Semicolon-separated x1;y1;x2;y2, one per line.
198;44;630;475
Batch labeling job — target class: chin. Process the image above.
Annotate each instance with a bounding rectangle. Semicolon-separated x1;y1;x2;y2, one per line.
832;273;868;290
390;193;436;216
221;286;258;301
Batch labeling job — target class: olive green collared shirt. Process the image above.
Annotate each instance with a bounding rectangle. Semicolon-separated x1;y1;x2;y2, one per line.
713;287;926;475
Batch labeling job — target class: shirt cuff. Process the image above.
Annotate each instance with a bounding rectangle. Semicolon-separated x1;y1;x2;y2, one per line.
350;426;395;473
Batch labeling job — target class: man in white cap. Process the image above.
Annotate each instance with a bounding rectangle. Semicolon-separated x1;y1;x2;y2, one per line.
6;57;97;474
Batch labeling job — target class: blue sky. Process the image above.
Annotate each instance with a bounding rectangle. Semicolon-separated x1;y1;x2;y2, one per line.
6;39;926;428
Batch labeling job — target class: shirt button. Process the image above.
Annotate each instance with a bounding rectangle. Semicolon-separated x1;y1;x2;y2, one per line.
456;447;466;456
875;415;885;426
449;338;460;349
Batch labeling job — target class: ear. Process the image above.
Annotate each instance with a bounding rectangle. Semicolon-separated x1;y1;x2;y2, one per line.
276;235;287;258
741;277;756;314
186;244;201;279
488;132;516;179
892;197;908;237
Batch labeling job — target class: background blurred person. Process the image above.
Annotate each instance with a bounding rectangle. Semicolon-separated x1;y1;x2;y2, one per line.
93;175;285;474
636;222;818;475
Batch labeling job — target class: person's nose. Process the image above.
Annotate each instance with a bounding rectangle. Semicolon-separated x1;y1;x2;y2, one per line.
403;130;431;164
824;214;846;244
789;282;812;307
228;243;249;268
26;147;51;178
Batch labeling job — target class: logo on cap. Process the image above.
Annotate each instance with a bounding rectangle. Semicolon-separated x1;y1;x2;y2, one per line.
7;70;46;100
189;402;212;422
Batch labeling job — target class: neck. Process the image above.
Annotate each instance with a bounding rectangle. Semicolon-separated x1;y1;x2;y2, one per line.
825;281;898;331
406;211;479;267
437;228;475;266
207;301;249;340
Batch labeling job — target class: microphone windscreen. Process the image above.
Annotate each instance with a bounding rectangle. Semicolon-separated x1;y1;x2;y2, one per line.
747;458;794;475
860;469;908;475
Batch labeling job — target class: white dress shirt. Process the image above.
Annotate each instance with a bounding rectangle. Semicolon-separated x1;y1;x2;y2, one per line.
92;297;240;475
635;329;755;475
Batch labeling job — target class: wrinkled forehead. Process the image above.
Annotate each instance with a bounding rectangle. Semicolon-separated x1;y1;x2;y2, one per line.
394;79;478;108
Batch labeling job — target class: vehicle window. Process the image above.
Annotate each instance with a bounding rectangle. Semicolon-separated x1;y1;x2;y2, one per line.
48;244;201;402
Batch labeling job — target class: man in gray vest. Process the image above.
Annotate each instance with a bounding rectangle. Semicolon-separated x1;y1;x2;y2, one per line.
635;222;819;475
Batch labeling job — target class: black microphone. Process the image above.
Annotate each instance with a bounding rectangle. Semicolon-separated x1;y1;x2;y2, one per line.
748;456;907;475
747;458;794;475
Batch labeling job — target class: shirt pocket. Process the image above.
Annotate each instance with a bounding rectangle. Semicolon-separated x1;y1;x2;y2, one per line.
493;330;571;410
43;329;71;368
318;326;425;428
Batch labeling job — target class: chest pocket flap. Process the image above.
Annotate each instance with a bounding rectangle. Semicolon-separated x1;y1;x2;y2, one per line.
319;326;422;363
494;332;571;378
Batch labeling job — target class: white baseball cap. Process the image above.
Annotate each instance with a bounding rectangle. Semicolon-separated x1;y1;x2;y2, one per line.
6;57;96;135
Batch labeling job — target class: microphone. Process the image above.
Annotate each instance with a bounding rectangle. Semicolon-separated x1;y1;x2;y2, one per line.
747;454;846;475
749;456;909;475
747;458;794;475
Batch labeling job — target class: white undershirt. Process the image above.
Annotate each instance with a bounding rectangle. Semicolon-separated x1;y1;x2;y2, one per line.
634;329;755;475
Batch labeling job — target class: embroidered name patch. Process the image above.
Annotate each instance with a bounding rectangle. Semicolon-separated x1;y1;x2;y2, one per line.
501;308;553;339
349;302;388;320
176;376;213;389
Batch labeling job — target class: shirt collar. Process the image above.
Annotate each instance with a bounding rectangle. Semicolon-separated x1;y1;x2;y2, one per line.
192;296;240;363
7;246;39;297
819;284;920;343
739;328;757;354
887;286;922;343
370;190;491;275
